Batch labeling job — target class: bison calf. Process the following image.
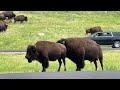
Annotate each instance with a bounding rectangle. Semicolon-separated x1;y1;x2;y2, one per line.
57;38;103;71
14;15;28;23
25;41;67;72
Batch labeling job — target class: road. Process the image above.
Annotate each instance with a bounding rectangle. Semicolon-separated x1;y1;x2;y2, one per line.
0;48;120;53
0;70;120;79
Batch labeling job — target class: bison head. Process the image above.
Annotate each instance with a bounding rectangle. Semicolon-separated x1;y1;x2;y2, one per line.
25;17;28;21
86;29;90;34
25;45;37;63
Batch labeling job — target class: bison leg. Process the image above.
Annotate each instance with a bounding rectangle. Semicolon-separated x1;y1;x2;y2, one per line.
99;59;103;70
76;67;81;71
62;58;66;71
76;61;81;71
42;67;46;72
21;21;23;23
94;60;97;71
14;20;16;23
58;58;62;72
41;58;49;72
76;57;85;71
61;51;66;71
41;62;46;72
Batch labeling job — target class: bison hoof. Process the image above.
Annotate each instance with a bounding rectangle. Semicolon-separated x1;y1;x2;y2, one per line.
42;70;46;72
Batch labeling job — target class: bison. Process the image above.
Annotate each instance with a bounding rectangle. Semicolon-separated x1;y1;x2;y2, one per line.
0;21;8;32
14;15;28;23
0;13;5;20
57;37;103;71
86;26;103;35
25;41;67;72
2;11;16;19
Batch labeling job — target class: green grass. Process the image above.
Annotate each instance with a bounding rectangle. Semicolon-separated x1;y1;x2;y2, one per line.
0;11;120;73
1;11;120;50
0;51;120;74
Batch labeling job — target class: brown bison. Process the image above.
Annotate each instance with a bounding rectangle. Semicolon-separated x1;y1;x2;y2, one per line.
0;13;5;20
57;38;103;71
2;11;16;19
14;15;28;23
0;21;8;32
86;26;103;35
25;41;67;72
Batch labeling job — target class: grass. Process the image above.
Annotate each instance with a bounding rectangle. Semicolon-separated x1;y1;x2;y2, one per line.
0;11;120;73
0;50;120;74
0;11;120;50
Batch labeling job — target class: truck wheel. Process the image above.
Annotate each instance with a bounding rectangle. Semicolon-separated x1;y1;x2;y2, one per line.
112;41;120;48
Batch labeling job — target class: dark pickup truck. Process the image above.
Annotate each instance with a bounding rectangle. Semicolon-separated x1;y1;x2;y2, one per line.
86;32;120;48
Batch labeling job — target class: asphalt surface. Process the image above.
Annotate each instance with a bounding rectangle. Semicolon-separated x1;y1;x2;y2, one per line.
0;70;120;79
0;48;120;53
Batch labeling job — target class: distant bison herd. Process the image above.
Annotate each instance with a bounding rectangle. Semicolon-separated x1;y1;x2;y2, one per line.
0;11;28;32
25;37;104;72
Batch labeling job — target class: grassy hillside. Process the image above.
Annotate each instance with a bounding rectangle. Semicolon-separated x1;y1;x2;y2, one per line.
1;11;120;50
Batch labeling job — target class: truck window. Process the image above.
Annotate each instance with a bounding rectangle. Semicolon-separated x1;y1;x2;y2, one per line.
112;32;120;36
94;33;102;37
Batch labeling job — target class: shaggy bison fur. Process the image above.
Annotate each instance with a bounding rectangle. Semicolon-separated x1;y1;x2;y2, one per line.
57;37;103;71
0;21;8;32
14;15;28;23
86;26;103;35
0;13;5;20
2;11;16;19
25;41;67;72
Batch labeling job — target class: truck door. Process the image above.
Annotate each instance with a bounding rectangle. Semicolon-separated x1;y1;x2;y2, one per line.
93;32;113;45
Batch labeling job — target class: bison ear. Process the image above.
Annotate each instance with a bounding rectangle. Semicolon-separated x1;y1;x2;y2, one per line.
90;28;93;32
31;46;36;52
29;45;36;52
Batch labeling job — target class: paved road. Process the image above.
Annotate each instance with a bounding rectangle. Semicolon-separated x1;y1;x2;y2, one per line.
0;70;120;79
0;48;120;53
